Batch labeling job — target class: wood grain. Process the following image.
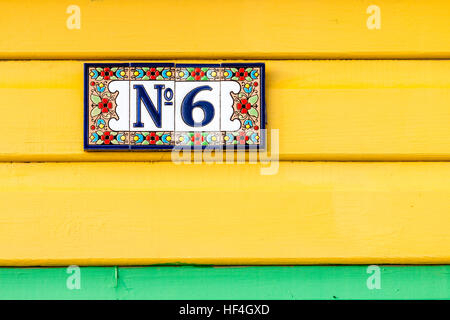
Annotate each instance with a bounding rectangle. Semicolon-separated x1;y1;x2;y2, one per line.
1;60;450;161
0;0;449;59
0;162;449;265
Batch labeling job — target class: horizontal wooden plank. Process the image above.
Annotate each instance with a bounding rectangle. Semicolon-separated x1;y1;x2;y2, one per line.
0;0;449;59
1;266;449;299
0;60;449;161
0;162;449;265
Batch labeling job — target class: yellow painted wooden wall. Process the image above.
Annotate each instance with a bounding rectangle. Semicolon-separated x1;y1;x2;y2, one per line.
0;0;449;265
1;0;449;59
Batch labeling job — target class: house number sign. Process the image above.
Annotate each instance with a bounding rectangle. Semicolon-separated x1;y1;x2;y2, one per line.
84;63;265;150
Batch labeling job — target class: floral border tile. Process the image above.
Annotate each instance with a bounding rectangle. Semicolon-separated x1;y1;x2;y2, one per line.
175;64;222;81
130;131;173;148
222;63;264;148
84;63;265;151
130;64;175;81
174;131;223;147
85;63;130;150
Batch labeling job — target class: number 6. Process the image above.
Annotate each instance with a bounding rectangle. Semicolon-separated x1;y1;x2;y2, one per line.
181;86;215;127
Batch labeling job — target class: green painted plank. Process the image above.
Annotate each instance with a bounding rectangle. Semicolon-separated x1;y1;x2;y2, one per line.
0;267;117;300
0;266;448;300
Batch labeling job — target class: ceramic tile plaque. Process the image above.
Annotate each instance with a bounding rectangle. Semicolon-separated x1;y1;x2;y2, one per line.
84;63;265;150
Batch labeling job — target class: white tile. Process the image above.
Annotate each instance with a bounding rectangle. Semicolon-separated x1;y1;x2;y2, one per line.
174;81;221;132
129;80;175;132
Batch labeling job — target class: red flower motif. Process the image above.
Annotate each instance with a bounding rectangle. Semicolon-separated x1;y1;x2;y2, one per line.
146;132;160;144
100;67;113;80
235;68;248;81
191;68;205;81
191;132;204;145
236;131;249;145
99;98;113;113
146;68;160;80
236;99;251;114
100;131;114;145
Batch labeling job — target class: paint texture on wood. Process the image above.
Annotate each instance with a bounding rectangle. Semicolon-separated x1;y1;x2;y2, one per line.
0;0;449;59
1;60;450;161
0;266;449;299
0;162;449;265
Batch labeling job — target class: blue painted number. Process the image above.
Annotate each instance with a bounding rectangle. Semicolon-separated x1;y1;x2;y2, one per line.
181;85;215;127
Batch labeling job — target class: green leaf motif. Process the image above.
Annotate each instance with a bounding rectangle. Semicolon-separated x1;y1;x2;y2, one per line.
142;140;149;145
231;68;238;72
110;76;117;80
142;67;149;71
187;67;194;72
201;67;208;72
97;76;103;81
111;67;118;72
248;95;258;105
111;140;119;145
156;75;164;80
96;140;103;145
156;67;164;71
90;95;101;104
201;76;208;80
142;76;149;80
156;140;163;145
231;76;239;81
245;76;252;82
245;68;252;72
90;107;101;117
156;132;163;136
248;108;259;117
187;76;195;80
